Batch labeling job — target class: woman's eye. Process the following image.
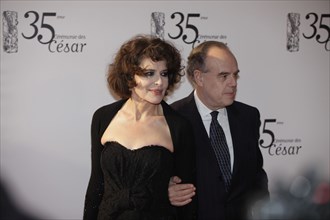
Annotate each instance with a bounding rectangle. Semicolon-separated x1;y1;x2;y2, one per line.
144;71;154;77
161;71;168;77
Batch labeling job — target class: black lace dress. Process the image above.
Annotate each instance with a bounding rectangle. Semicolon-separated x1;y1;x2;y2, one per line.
97;141;176;220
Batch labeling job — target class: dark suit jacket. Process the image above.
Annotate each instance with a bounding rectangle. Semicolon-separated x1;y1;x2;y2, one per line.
83;99;197;220
171;92;269;220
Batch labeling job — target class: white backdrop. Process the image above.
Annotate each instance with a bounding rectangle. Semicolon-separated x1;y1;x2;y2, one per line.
1;0;329;219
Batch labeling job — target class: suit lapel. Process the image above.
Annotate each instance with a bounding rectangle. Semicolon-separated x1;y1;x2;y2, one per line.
227;103;245;199
184;93;223;176
227;104;240;177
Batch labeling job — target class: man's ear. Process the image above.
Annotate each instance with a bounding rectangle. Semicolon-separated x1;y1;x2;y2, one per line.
194;70;204;86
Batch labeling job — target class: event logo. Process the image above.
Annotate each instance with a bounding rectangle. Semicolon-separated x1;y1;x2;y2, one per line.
151;11;227;48
151;12;165;39
2;10;87;53
259;119;303;156
2;11;18;53
287;13;300;52
287;12;330;52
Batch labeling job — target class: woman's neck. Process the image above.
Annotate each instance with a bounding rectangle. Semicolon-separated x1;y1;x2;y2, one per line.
123;98;162;121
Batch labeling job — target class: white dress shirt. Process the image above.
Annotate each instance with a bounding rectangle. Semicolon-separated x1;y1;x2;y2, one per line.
194;91;234;172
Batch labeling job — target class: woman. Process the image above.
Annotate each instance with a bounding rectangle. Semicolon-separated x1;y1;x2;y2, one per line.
83;35;196;220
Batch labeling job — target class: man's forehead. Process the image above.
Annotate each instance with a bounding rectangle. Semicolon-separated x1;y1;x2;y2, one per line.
205;49;238;71
207;46;231;58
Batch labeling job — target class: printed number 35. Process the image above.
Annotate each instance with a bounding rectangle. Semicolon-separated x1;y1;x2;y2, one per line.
168;12;200;45
22;11;56;45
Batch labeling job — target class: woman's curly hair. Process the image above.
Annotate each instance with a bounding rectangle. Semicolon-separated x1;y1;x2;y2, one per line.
107;34;183;98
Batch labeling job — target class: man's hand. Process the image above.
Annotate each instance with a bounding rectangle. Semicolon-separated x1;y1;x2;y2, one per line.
168;176;196;206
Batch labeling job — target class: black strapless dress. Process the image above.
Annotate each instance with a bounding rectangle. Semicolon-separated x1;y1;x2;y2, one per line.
97;141;176;220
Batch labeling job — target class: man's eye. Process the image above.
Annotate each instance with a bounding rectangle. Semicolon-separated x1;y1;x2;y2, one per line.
220;73;229;79
234;73;240;79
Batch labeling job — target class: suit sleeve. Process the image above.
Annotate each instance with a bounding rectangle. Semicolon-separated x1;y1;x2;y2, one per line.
173;117;197;220
252;109;270;200
83;109;104;220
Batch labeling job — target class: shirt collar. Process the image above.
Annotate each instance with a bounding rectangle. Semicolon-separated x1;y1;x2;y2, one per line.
194;90;227;119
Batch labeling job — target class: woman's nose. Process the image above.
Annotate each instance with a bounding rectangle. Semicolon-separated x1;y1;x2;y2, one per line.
154;75;163;86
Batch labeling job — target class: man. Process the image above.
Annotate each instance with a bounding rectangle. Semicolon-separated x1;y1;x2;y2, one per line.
169;41;269;220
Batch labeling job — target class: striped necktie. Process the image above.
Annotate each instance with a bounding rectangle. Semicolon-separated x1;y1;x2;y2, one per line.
209;111;232;192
